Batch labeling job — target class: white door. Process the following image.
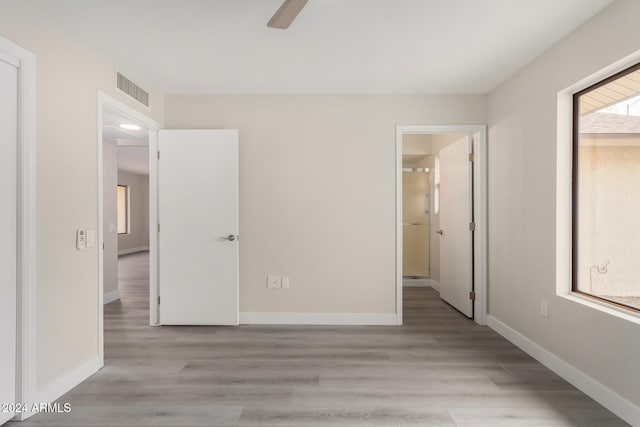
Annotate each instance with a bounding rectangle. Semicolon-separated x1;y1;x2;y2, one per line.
438;136;473;318
0;52;18;425
158;129;239;325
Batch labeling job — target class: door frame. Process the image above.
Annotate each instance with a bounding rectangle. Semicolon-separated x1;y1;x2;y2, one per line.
395;125;487;326
0;36;36;421
97;92;163;366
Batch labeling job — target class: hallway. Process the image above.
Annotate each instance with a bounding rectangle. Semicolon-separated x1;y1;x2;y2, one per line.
10;252;626;426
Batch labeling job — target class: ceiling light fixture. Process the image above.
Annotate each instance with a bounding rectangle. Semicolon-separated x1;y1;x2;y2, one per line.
119;124;141;131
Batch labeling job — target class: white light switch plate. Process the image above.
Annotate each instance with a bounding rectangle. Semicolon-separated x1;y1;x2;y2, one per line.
281;276;290;289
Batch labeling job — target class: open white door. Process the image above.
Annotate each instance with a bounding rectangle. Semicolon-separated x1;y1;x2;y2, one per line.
158;129;239;325
0;53;18;425
438;135;473;318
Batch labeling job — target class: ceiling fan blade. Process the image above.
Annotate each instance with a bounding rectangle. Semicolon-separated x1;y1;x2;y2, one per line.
267;0;309;29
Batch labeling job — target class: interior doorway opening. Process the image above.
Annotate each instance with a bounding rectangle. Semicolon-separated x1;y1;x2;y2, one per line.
97;92;162;367
396;125;487;325
102;106;151;308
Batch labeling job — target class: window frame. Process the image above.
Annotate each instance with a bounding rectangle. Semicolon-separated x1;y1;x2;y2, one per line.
571;60;640;314
117;184;130;235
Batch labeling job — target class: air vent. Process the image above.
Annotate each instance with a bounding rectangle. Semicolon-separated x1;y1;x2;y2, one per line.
116;73;149;107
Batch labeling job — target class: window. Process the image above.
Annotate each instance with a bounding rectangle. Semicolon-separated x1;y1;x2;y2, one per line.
117;185;129;234
573;61;640;313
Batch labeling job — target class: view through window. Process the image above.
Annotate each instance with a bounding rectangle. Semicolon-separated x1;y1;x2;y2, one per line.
117;185;129;235
573;62;640;312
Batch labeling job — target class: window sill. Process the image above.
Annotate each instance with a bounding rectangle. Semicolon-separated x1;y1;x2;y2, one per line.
559;292;640;325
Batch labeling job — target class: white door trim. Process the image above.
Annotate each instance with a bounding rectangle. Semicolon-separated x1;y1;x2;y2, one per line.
0;36;37;421
97;92;163;367
395;125;487;326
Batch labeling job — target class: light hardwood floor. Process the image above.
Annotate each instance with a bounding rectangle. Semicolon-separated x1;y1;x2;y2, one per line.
11;252;627;426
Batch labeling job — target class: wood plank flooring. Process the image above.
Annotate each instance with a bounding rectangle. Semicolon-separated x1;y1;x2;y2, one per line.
10;252;627;426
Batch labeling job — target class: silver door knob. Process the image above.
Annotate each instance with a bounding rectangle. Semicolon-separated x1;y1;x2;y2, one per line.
222;234;236;241
436;229;444;236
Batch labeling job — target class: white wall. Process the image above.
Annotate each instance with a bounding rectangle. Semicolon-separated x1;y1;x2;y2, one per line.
117;170;149;254
103;142;118;300
403;134;432;155
0;6;164;391
166;95;485;314
487;0;640;415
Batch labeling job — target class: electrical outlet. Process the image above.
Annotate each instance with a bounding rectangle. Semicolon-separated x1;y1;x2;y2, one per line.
281;276;290;289
540;299;549;317
267;275;281;289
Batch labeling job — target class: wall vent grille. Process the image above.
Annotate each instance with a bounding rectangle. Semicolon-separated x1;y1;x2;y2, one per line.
116;73;149;107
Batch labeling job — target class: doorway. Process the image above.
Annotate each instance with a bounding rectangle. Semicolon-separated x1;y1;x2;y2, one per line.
101;106;151;305
97;92;162;366
0;37;35;422
395;125;487;325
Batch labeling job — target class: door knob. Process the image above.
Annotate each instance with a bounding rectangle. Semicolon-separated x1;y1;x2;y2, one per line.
222;234;236;241
436;229;444;236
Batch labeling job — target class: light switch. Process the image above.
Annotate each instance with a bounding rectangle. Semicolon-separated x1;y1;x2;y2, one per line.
281;276;290;289
76;229;86;250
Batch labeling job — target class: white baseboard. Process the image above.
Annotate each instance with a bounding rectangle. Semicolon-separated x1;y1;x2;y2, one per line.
103;290;120;305
487;316;640;426
427;279;441;292
403;278;429;287
118;246;149;256
240;312;397;325
29;356;101;419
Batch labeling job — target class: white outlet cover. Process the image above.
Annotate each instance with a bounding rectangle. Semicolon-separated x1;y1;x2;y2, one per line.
267;275;281;289
540;299;549;317
282;276;290;289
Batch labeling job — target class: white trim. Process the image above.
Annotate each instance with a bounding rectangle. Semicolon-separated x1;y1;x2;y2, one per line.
403;278;429;287
32;357;101;416
427;279;441;292
0;49;20;67
556;50;640;325
97;92;163;368
395;130;403;325
0;36;37;422
118;246;149;256
148;130;159;326
395;125;488;326
487;315;640;427
103;290;120;305
239;312;397;325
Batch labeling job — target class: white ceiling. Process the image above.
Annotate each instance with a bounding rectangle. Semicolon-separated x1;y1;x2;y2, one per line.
103;108;150;175
19;0;612;94
102;108;149;144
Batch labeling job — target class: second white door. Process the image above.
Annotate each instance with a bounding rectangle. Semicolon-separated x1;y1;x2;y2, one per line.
438;135;473;318
158;129;239;325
